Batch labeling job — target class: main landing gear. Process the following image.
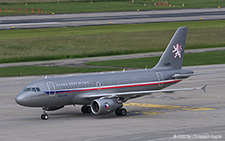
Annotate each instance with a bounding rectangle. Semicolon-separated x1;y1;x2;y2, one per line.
81;105;127;116
115;108;127;116
41;107;49;120
81;105;92;114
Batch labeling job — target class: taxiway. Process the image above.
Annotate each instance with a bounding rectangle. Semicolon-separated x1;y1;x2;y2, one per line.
1;8;225;29
0;64;225;141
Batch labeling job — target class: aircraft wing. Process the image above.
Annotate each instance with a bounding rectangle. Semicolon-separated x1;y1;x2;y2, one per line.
84;85;207;99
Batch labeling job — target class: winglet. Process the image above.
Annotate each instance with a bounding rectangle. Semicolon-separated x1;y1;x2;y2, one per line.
201;85;207;92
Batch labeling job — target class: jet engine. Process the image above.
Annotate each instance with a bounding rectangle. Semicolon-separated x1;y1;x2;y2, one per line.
91;98;122;115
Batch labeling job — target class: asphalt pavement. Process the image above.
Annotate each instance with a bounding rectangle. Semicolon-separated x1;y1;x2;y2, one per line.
0;64;225;141
1;8;225;29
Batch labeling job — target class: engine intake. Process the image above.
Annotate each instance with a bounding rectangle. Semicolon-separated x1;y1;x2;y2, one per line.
91;98;122;115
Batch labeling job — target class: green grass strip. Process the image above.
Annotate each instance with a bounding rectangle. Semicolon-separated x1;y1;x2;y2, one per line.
0;66;119;77
1;20;225;64
1;51;224;77
87;51;225;68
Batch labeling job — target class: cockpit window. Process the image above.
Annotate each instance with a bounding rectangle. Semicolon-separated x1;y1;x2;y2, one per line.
24;88;31;91
31;88;36;92
23;87;41;92
36;87;40;92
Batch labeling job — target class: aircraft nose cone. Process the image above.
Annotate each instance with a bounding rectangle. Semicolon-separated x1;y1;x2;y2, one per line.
15;94;24;105
15;93;30;106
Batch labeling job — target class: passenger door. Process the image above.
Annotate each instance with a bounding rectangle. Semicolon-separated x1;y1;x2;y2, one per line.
46;81;56;97
156;72;164;87
96;81;101;91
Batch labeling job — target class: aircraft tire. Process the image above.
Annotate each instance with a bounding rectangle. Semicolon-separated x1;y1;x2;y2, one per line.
41;114;45;119
115;108;127;116
41;114;49;120
81;105;92;114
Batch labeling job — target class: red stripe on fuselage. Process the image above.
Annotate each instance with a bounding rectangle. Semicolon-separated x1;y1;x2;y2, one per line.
55;79;182;94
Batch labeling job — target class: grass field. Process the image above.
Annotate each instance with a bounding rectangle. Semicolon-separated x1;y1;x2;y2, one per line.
1;20;225;64
0;0;224;15
86;51;225;69
0;66;119;77
1;51;224;77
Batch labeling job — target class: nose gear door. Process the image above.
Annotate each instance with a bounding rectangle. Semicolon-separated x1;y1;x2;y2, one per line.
46;81;56;97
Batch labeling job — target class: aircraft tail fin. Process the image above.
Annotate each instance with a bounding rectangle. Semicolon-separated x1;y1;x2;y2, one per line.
153;27;188;70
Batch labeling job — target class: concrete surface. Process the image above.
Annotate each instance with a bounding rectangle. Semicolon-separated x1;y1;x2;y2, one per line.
0;64;225;141
1;8;225;29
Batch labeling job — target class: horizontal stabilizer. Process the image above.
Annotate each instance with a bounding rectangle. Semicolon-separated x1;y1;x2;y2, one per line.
172;72;213;79
201;84;207;92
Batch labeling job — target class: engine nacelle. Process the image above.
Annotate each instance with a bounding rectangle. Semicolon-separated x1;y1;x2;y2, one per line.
91;98;122;115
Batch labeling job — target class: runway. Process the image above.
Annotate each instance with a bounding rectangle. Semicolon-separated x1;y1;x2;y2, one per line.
1;8;225;29
0;64;225;141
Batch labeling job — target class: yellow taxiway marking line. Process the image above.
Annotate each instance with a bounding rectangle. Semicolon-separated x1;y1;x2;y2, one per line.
203;104;225;107
0;103;218;124
130;111;169;115
124;103;215;111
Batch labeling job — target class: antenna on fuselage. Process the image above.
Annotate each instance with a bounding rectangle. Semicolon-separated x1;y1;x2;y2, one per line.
145;65;148;70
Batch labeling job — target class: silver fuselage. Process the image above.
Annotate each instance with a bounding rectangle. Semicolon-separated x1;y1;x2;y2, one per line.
16;68;192;108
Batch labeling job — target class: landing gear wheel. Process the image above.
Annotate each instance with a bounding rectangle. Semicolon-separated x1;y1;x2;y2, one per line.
81;105;92;114
120;108;127;116
41;114;49;120
115;108;127;116
41;107;49;120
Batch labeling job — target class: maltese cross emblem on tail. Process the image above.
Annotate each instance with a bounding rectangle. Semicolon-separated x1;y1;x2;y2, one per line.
172;43;182;58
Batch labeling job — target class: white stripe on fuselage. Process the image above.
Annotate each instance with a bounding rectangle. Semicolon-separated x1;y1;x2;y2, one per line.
45;79;182;94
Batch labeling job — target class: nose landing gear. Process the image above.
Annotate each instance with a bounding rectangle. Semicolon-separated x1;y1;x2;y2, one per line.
41;107;49;120
41;113;49;120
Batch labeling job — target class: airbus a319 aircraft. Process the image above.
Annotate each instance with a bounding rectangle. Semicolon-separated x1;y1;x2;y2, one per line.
16;27;206;120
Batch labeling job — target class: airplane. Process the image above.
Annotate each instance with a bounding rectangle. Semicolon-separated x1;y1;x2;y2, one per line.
16;27;206;120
